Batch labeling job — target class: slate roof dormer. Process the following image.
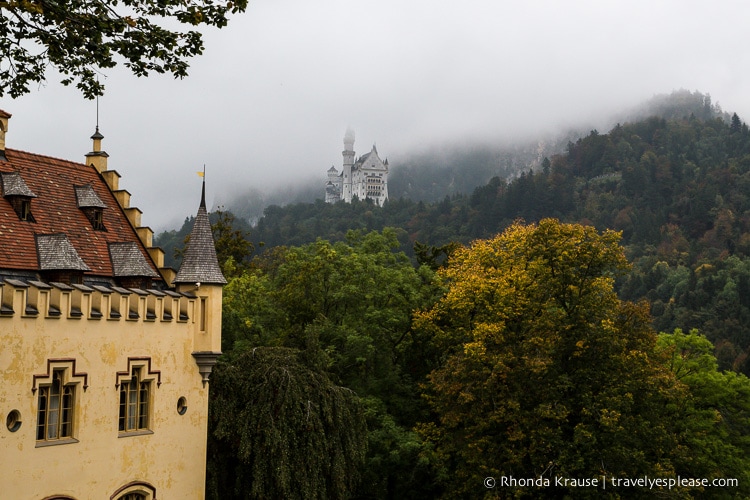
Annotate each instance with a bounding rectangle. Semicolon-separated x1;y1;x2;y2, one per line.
109;242;159;278
0;148;162;283
1;171;37;198
173;180;227;285
75;183;107;230
75;184;107;208
1;171;38;221
36;234;91;271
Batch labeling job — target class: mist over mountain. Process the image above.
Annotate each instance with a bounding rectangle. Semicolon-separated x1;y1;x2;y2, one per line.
156;89;750;373
213;90;730;225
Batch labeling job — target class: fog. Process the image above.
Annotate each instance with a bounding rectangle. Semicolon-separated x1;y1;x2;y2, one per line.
4;0;750;229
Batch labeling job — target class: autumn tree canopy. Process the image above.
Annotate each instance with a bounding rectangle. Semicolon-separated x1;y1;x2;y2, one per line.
0;0;247;97
416;219;693;498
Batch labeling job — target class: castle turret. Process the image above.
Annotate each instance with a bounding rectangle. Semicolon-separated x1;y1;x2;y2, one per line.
342;128;355;202
174;179;227;384
325;165;342;203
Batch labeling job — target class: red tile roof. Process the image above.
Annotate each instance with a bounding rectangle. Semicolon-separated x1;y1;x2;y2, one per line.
0;148;160;280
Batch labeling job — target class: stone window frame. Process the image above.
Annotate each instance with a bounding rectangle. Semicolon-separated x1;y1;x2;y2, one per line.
116;357;161;437
33;359;88;447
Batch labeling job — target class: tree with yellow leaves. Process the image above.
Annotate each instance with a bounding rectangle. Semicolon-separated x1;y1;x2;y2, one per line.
416;219;692;498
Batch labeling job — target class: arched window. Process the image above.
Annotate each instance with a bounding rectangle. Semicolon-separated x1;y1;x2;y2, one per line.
33;360;88;446
110;481;156;500
119;366;151;432
115;358;160;436
118;494;146;500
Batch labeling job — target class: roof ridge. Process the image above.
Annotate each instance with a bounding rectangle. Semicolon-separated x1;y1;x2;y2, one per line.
5;147;90;168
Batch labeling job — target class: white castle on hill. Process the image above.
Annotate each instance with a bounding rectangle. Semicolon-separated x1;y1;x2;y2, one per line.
325;128;389;205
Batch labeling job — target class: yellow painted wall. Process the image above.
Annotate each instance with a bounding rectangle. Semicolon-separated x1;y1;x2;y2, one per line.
0;281;222;499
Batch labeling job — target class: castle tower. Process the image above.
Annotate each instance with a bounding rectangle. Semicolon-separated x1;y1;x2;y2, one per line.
173;179;227;384
326;165;342;203
342;128;355;202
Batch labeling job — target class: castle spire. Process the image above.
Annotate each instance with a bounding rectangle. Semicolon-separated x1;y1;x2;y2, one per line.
174;174;227;285
200;165;207;209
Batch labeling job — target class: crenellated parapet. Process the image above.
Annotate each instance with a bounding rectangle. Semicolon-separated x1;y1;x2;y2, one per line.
0;279;197;325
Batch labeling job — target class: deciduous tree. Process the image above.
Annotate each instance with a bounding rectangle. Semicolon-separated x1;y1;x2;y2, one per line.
0;0;247;97
416;219;689;498
656;329;750;494
217;229;443;498
207;346;367;500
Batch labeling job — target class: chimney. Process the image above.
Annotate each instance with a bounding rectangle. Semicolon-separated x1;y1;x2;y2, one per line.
85;126;109;173
0;109;11;162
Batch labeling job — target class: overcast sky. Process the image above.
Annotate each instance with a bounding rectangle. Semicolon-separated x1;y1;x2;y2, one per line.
3;0;750;230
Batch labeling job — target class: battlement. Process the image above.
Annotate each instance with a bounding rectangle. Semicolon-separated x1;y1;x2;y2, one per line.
0;279;197;324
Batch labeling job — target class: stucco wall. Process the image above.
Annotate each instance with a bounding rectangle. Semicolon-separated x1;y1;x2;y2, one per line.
0;281;221;499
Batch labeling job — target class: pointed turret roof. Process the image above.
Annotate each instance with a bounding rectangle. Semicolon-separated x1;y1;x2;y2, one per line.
173;180;227;285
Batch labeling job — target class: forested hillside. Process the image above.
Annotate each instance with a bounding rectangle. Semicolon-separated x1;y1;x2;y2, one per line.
153;92;750;498
222;109;750;375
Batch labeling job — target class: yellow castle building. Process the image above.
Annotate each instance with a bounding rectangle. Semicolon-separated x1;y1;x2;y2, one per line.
0;109;226;499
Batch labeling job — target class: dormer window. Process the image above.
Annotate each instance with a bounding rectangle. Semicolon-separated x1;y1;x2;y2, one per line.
18;198;33;221
1;171;37;222
74;184;107;231
92;209;104;230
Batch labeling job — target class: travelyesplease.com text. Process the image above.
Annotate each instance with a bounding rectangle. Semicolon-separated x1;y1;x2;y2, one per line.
484;475;739;490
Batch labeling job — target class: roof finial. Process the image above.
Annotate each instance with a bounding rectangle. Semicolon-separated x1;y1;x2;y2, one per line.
199;165;206;209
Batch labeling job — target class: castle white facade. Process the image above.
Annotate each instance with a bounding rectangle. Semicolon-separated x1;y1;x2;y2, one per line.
326;129;389;205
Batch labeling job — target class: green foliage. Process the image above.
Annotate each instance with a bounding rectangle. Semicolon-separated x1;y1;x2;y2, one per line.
623;255;750;373
415;220;691;498
207;346;367;500
414;240;461;270
154;216;195;269
218;228;443;498
0;0;248;97
656;329;750;496
211;221;750;498
211;207;254;278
